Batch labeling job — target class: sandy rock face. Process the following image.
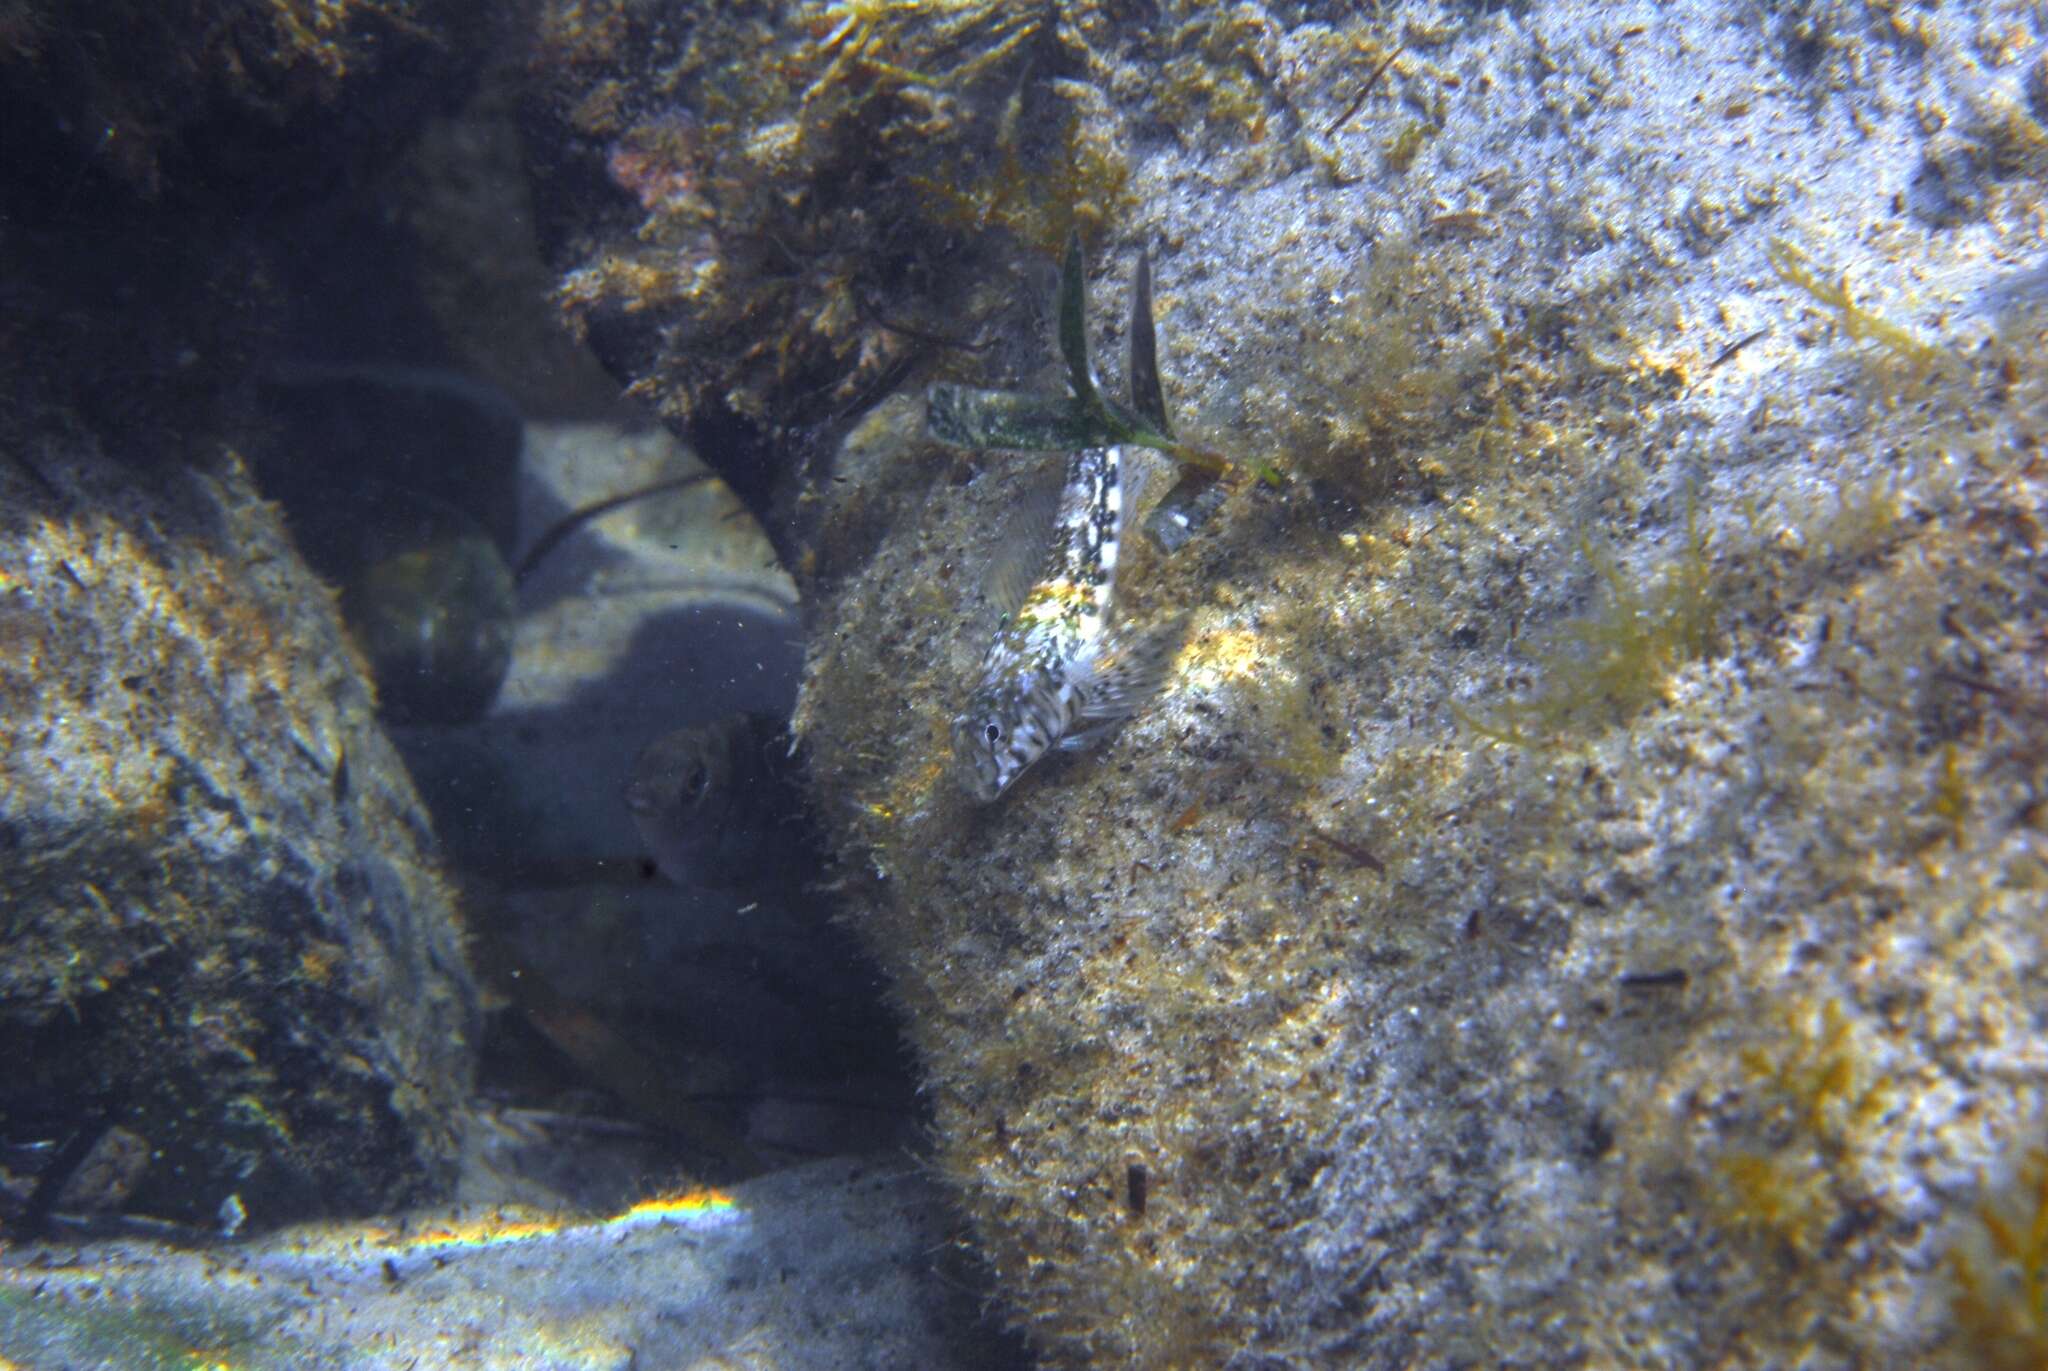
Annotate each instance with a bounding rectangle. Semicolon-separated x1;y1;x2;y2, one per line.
781;3;2048;1366
0;437;478;1230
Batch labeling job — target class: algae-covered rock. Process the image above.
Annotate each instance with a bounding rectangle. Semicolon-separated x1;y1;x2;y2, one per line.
519;0;1140;527
784;1;2048;1365
0;431;478;1230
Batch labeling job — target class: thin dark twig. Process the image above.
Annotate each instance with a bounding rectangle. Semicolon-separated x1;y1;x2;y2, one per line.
514;472;715;586
854;286;996;352
1695;328;1771;388
1303;827;1387;874
1327;45;1403;135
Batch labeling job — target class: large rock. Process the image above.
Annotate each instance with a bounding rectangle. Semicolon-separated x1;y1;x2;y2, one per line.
0;434;478;1230
785;2;2048;1366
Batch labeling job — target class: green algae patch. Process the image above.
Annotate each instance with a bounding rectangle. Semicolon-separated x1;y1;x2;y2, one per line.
0;1281;274;1371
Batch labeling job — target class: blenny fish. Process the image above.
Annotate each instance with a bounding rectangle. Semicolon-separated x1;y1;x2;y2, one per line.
624;712;818;886
949;242;1183;803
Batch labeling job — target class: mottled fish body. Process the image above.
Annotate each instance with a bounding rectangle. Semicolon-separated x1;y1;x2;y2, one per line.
942;238;1188;803
954;442;1181;801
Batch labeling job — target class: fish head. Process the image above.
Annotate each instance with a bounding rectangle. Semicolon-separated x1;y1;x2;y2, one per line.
623;719;741;882
952;677;1059;803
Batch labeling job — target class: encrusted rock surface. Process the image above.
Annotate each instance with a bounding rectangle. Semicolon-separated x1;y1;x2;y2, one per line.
0;433;478;1230
781;2;2048;1365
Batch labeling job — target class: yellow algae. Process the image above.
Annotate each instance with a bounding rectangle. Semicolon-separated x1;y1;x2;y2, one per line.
1172;626;1267;690
1713;1150;1833;1256
1948;1149;2048;1371
1739;998;1894;1147
1768;237;1952;370
1461;499;1719;745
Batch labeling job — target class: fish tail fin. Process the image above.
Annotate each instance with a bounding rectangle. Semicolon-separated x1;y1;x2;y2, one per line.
1070;613;1189;732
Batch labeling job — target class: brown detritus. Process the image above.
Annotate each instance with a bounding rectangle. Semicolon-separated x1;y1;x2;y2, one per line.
1302;826;1386;875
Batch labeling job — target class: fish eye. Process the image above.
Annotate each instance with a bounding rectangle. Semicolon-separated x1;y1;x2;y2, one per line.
984;723;1002;744
681;763;709;804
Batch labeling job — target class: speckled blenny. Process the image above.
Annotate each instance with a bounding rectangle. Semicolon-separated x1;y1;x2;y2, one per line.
937;239;1185;803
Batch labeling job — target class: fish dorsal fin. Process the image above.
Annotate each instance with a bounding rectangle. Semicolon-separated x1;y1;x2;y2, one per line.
1059;231;1102;409
981;457;1066;620
1128;249;1171;436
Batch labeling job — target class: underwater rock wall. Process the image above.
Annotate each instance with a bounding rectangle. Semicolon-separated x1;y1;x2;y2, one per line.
770;2;2048;1366
0;436;478;1230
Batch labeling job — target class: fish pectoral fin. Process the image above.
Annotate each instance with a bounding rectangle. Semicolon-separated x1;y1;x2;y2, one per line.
1057;719;1123;751
1070;614;1189;723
